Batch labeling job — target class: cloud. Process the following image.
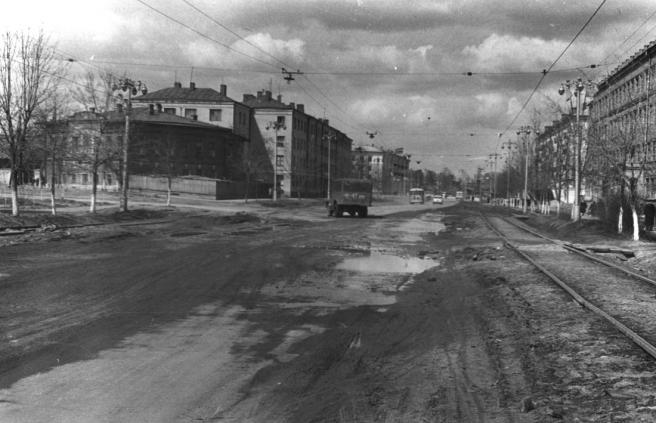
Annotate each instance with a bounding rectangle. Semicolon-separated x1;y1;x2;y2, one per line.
462;33;566;72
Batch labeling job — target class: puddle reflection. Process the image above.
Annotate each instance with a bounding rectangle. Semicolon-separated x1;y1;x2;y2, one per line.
336;252;438;274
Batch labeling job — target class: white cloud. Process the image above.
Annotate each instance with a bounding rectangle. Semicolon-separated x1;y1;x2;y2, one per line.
462;33;566;71
2;0;123;43
233;33;306;63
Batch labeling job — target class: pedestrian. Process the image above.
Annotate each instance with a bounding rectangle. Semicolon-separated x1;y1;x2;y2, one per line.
580;201;587;216
645;203;655;231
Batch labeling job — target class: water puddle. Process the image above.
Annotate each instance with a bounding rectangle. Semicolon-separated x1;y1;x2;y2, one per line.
391;214;446;243
336;251;438;274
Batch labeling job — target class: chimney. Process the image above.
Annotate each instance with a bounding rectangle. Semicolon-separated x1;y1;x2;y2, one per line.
297;104;304;113
149;104;154;114
290;102;295;110
190;82;196;90
266;90;272;100
220;84;227;96
243;94;255;102
156;103;162;112
174;81;182;88
257;90;263;99
277;94;282;102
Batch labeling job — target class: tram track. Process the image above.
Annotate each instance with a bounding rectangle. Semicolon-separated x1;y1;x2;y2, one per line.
482;212;656;360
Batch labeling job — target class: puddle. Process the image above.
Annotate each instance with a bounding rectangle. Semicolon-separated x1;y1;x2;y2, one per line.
269;324;325;362
391;214;446;243
336;251;438;274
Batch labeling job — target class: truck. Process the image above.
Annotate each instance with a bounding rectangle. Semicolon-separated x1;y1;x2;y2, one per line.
327;178;373;217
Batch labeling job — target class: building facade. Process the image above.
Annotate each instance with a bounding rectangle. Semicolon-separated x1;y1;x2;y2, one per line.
589;40;656;198
45;107;244;189
536;113;589;203
242;90;352;198
133;82;251;141
352;145;410;195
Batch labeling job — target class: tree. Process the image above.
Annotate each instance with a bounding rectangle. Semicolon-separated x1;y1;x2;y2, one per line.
34;89;73;215
0;30;60;216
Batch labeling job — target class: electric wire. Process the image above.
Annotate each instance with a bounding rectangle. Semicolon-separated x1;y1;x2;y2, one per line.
133;0;279;70
498;0;608;145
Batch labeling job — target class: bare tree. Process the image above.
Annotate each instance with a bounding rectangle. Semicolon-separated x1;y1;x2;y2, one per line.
33;89;73;215
0;30;60;216
73;69;115;112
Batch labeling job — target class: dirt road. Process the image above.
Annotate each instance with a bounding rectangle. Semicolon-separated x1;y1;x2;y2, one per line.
1;203;656;422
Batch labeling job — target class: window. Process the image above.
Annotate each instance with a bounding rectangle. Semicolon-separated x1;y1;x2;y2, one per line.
277;116;285;126
276;135;285;147
209;109;222;121
185;108;197;119
82;173;88;184
164;108;176;115
276;155;284;167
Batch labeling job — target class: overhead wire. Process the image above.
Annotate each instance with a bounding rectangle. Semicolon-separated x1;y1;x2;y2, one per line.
497;0;608;146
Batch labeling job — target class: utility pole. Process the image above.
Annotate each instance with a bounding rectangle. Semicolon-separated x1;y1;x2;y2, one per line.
323;132;335;199
112;78;147;213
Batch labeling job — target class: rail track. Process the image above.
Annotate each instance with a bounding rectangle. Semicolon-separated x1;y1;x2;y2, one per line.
482;213;656;360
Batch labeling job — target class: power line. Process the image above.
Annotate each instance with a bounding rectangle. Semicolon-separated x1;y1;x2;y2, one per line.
599;7;656;66
181;0;291;69
498;0;608;144
134;0;278;70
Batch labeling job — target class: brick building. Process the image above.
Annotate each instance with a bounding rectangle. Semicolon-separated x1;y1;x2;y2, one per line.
45;107;245;189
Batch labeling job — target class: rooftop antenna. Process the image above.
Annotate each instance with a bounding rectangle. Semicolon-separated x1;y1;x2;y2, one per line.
190;67;194;84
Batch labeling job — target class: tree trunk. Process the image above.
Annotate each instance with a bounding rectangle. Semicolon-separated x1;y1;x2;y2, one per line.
618;206;623;234
166;175;172;207
50;159;57;216
10;168;19;216
89;171;98;213
631;204;640;241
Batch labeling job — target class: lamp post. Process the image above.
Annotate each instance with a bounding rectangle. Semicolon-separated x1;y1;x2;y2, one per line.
501;139;515;207
559;78;588;221
112;78;147;212
266;120;286;201
516;126;532;214
323;133;335;200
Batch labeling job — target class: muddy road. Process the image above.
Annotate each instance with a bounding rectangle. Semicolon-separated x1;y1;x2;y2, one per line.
2;204;656;422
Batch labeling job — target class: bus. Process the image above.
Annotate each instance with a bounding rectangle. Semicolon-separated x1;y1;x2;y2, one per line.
409;188;425;204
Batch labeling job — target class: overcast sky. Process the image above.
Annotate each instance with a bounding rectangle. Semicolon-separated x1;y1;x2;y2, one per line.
5;0;656;175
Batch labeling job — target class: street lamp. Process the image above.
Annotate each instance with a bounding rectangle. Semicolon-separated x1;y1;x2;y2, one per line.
266;120;286;201
501;139;516;207
516;127;531;214
559;78;592;222
323;132;336;200
112;78;147;212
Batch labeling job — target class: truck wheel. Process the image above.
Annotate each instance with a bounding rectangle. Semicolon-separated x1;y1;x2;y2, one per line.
359;207;368;217
336;206;343;217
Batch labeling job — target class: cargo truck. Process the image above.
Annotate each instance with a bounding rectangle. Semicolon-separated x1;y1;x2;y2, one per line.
327;178;373;217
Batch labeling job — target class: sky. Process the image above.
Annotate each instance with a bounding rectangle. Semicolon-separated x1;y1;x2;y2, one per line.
4;0;656;175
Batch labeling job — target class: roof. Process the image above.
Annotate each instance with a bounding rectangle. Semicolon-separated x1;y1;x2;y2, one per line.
68;108;230;132
242;94;293;110
135;87;235;103
354;145;384;153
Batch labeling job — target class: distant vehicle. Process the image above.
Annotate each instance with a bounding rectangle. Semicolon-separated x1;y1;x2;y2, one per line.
409;188;425;204
433;196;443;204
446;195;456;201
473;196;481;202
327;178;372;217
455;191;464;200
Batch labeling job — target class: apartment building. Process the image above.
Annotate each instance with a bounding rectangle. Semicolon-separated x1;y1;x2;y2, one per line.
133;82;251;141
590;39;656;197
242;90;352;198
352;145;410;195
45;107;244;189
